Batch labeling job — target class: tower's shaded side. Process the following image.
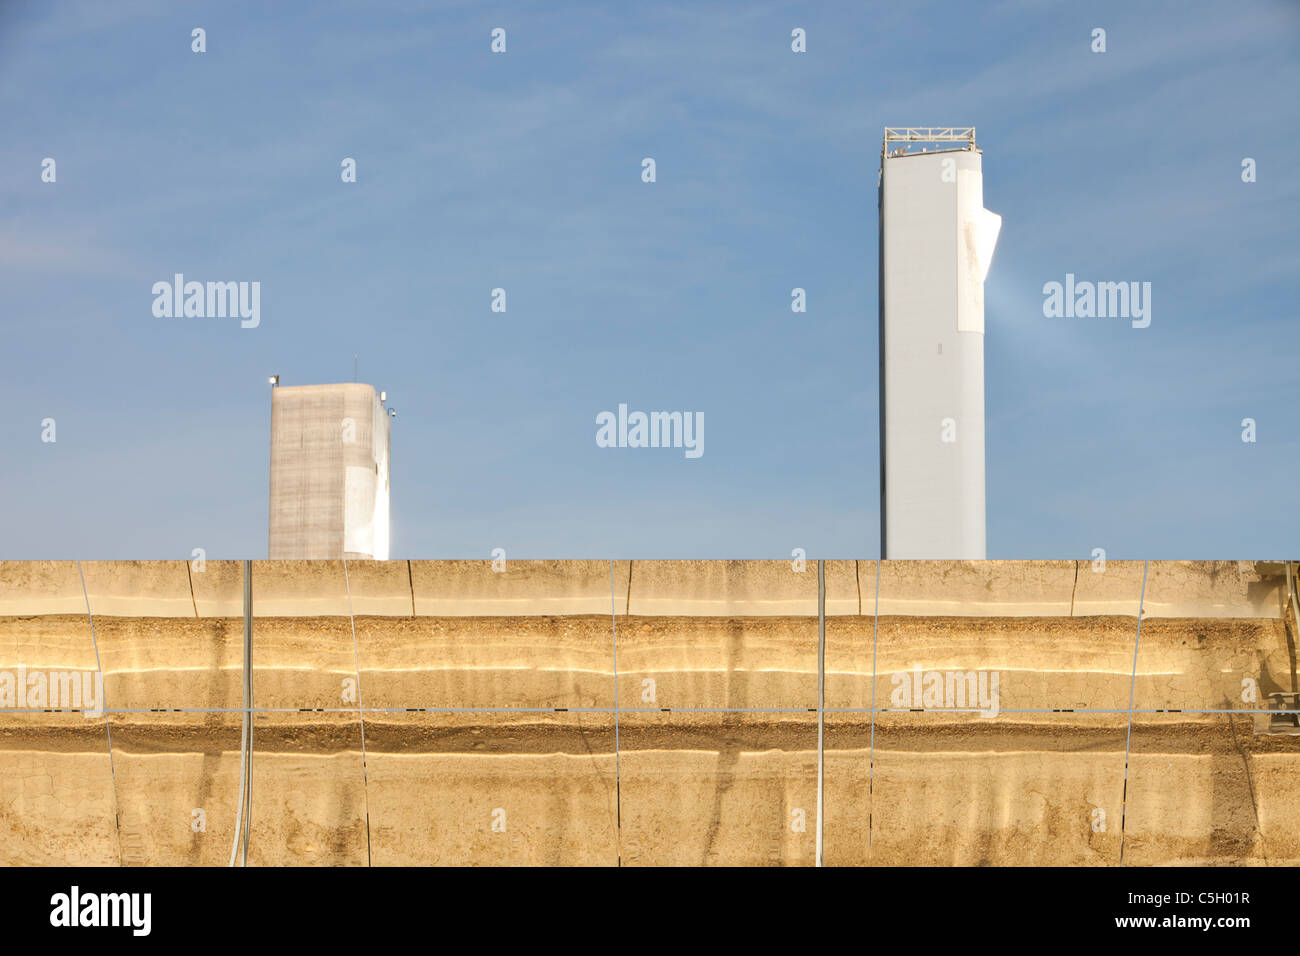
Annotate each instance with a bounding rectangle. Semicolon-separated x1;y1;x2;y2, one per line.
268;382;391;559
880;128;1000;559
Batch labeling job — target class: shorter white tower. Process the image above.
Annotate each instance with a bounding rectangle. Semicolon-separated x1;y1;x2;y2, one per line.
268;382;391;559
879;128;1001;559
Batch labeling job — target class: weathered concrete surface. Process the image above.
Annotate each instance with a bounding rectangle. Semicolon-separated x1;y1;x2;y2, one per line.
411;560;623;616
113;713;368;866
251;560;351;617
1133;617;1292;710
870;560;1287;618
827;713;1129;866
7;711;1294;867
106;714;244;866
354;616;615;709
826;614;1141;711
829;615;1292;713
0;561;89;616
94;617;243;710
0;559;1295;866
365;712;618;865
615;616;818;710
80;561;195;618
189;561;244;618
1068;560;1146;615
877;561;1079;616
626;560;859;616
0;714;119;865
343;560;414;616
827;711;1300;866
0;614;101;677
618;712;817;866
1122;714;1298;865
247;617;359;709
1143;561;1287;619
243;712;370;866
615;560;858;709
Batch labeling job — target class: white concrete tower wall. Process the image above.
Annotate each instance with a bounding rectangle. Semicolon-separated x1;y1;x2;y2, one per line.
268;383;391;559
880;132;1000;558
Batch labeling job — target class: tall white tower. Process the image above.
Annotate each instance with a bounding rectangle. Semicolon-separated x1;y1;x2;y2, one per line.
268;382;391;559
879;128;1001;559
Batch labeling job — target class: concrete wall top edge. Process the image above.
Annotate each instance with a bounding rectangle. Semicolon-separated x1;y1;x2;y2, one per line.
271;382;377;397
409;559;619;617
1142;560;1287;619
0;561;1290;620
625;559;860;616
78;560;195;618
0;561;86;616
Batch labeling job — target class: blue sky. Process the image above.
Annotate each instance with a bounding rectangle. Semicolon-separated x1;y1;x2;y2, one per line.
2;0;1297;559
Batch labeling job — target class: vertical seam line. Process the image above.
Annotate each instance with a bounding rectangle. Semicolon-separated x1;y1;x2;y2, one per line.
343;559;373;866
77;561;123;867
855;559;862;616
1118;559;1149;865
186;561;199;618
868;558;880;854
610;559;623;865
407;559;415;617
624;559;633;616
816;559;826;867
1069;560;1079;617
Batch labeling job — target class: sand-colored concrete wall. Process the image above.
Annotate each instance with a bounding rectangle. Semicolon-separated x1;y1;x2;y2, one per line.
0;559;1295;866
